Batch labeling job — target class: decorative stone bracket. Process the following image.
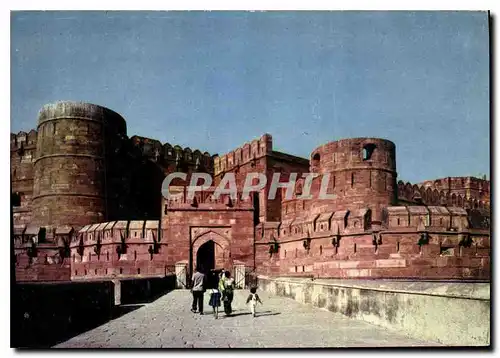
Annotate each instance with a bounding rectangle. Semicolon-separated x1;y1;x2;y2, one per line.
268;241;280;257
372;232;382;246
459;233;473;248
417;232;430;247
268;234;280;257
58;238;70;260
148;239;161;260
116;232;128;259
94;236;102;258
22;237;37;266
26;238;37;260
77;237;85;257
331;235;341;248
303;237;311;252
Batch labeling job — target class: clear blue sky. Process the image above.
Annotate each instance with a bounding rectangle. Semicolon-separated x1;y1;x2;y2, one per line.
11;11;489;183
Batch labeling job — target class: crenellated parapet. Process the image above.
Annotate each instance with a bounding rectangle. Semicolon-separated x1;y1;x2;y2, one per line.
382;206;472;231
276;204;488;245
277;208;372;241
14;224;74;282
214;133;273;175
11;130;37;183
164;187;254;211
68;219;168;279
11;130;38;228
397;179;490;210
73;220;160;248
416;176;490;205
11;129;37;151
273;204;489;280
130;135;215;171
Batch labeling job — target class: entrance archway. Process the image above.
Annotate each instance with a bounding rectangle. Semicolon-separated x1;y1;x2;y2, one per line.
191;229;231;272
192;229;232;289
196;240;215;274
196;240;220;289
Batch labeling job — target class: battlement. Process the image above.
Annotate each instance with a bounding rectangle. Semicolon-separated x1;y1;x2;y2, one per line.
130;135;215;170
214;133;273;175
382;206;473;230
63;219;169;279
397;180;490;209
11;130;37;180
266;203;489;280
415;176;490;204
11;129;37;151
73;220;160;246
164;187;254;210
267;204;488;244
417;176;490;189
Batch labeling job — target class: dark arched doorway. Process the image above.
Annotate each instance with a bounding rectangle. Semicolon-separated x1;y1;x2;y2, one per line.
196;240;219;288
197;240;215;274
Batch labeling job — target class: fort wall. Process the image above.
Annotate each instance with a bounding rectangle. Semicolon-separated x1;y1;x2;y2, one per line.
12;102;490;283
259;205;489;280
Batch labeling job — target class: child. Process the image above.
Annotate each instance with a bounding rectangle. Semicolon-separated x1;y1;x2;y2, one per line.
208;288;222;319
246;287;263;317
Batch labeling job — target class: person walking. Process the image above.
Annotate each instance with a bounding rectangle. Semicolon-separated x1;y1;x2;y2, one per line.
221;271;235;316
218;268;225;288
190;267;205;315
246;287;263;318
208;287;222;319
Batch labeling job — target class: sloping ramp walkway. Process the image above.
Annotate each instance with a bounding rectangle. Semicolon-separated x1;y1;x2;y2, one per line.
56;290;439;348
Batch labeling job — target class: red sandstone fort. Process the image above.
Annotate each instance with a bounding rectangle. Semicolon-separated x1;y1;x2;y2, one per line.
12;101;490;284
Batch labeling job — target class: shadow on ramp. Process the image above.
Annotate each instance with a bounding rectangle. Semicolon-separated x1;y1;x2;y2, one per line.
118;276;175;305
12;281;144;349
224;310;281;318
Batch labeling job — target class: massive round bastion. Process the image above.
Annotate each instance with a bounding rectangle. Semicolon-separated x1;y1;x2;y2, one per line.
31;101;127;230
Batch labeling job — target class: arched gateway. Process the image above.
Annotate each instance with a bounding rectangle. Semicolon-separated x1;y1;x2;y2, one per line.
191;229;232;288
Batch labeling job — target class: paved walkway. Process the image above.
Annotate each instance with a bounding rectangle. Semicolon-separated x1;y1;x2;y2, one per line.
56;290;439;348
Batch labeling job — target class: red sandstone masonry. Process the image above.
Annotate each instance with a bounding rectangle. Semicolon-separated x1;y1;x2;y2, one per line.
12;108;490;282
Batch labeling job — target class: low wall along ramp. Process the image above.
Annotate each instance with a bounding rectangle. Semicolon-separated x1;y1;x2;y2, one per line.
256;276;490;346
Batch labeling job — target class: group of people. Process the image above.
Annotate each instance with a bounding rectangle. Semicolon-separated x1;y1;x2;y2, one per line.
190;267;263;319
